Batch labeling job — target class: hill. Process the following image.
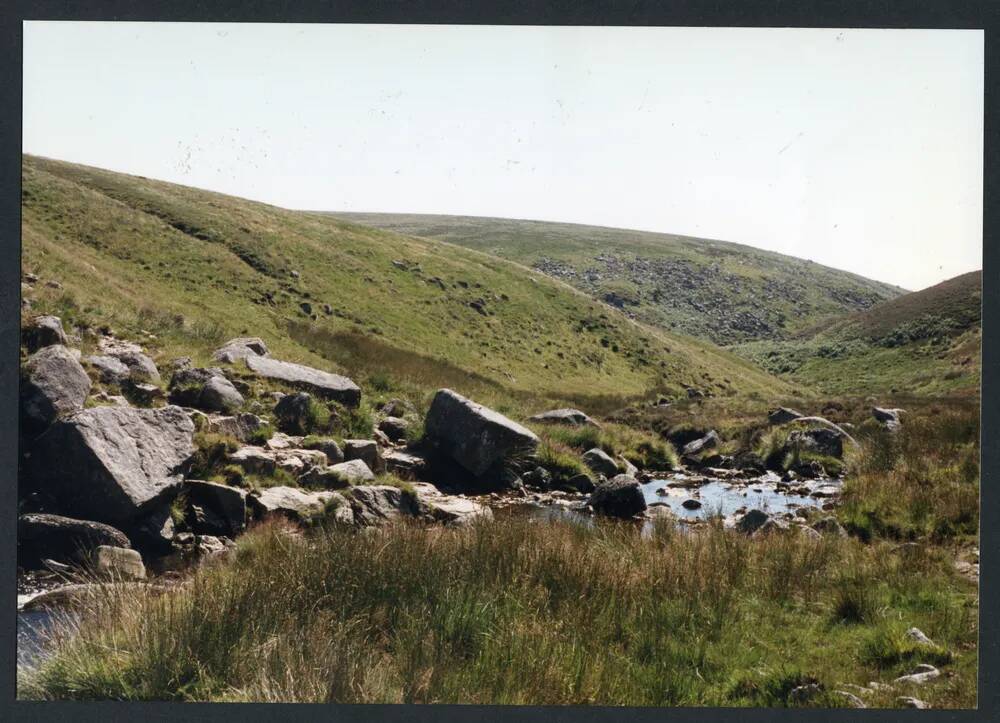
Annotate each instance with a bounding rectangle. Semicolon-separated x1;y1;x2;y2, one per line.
20;156;797;418
328;213;907;345
732;271;982;396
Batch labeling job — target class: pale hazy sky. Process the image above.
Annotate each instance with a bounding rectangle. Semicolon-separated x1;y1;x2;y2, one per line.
24;23;983;290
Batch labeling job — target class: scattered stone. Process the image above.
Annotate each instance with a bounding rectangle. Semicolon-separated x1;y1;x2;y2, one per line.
567;473;595;494
184;480;247;537
199;375;244;412
754;518;790;535
768;407;803;425
736;509;771;535
894;664;940;686
228;447;277;476
207;413;269;443
582;448;619;477
92;546;146;579
301;436;344;464
171;357;193;371
379;398;413;417
682;430;720;457
212;337;269;364
897;697;928;709
872;406;904;430
328;459;376;484
18;513;131;566
248;486;334;522
21;345;92;429
85;354;132;385
28;405;195;524
382;449;427;478
681;498;702;510
344;439;381;471
788;428;844;458
22;315;68;352
424;388;539;478
589;474;647;519
527;408;600;428
378;416;410;443
245;355;361;406
905;627;935;646
111;349;161;384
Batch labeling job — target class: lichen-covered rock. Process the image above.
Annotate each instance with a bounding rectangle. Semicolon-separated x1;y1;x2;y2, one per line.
21;345;92;429
27;405;195;523
424;389;539;478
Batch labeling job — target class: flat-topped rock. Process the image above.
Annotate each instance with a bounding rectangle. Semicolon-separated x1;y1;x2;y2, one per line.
413;483;493;526
383;449;428;478
328;459;375;484
424;388;539;478
248;486;334;522
528;408;600;428
245;355;361;407
212;337;269;364
28;405;195;523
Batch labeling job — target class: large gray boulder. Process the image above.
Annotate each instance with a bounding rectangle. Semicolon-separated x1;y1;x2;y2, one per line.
528;408;600;428
213;337;269;364
787;428;844;458
582;447;619;477
112;350;160;384
199;375;244;413
328;459;375;484
206;413;269;443
383;449;428;478
349;485;423;526
18;513;131;566
23;315;68;352
424;389;539;477
588;474;647;519
168;367;242;412
245;355;361;407
21;345;92;429
27;405;196;524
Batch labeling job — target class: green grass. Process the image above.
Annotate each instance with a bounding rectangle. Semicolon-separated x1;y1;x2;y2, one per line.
330;212;906;346
21;155;795;416
19;515;976;706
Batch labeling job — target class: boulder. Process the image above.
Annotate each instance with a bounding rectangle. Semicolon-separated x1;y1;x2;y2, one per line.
348;485;424;527
112;350;161;384
768;407;803;425
21;345;92;429
84;354;132;385
588;474;647;519
582;448;619;477
566;473;596;494
184;479;247;536
424;389;539;478
413;483;493;526
523;466;553;490
92;546;146;579
27;405;195;524
22;315;68;352
528;408;600;428
301;437;344;464
344;439;382;471
905;627;935;646
18;513;131;566
273;391;315;434
212;337;269;364
245;355;361;407
382;449;427;478
199;375;244;413
207;413;269;443
328;459;376;484
812;516;847;537
228;447;277;476
379;398;413;417
681;498;702;510
872;407;904;430
788;428;844;458
733;451;766;474
735;509;770;535
378;416;410;443
894;664;940;686
298;465;352;490
248;486;334;522
127;504;176;556
897;697;928;709
682;430;720;457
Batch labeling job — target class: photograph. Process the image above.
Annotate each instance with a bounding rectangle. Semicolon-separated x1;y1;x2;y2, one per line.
15;22;982;708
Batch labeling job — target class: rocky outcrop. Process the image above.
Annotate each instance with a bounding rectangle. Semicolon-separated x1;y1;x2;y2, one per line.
413;483;493;526
245;355;361;407
18;513;131;566
528;408;600;428
21;345;92;429
588;474;647;518
96;339;161;384
212;337;269;364
424;389;539;478
22;315;68;352
27;405;196;524
582;447;619;477
199;375;244;413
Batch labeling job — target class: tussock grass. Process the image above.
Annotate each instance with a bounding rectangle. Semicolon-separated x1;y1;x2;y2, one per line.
534;422;679;473
20;516;976;706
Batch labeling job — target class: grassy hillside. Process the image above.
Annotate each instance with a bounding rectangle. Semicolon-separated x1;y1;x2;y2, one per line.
329;213;906;345
20;156;796;417
732;272;982;397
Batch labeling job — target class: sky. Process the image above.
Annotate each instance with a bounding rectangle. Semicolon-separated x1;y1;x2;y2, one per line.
23;23;983;291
